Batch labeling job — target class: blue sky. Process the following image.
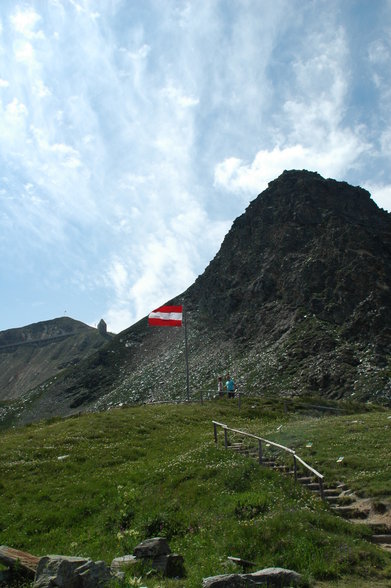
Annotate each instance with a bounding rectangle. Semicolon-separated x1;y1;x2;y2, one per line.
1;0;390;333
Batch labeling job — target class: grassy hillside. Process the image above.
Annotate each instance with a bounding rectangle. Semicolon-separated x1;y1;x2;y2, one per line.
1;398;391;587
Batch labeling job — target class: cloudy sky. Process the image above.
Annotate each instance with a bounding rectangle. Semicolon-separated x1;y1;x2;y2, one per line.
1;0;390;333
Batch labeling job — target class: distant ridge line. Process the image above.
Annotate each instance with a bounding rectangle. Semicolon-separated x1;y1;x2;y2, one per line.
0;332;74;351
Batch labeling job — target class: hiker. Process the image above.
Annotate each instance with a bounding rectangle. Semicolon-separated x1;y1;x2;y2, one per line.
217;376;224;398
226;376;236;398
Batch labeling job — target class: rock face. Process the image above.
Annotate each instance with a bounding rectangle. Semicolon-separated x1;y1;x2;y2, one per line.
3;170;391;426
196;171;390;342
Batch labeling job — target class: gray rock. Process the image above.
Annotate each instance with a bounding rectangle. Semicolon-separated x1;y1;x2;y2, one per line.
151;553;185;578
133;537;171;559
202;574;254;587
111;554;138;571
203;567;303;587
33;556;116;588
74;560;114;587
244;567;303;586
34;555;88;588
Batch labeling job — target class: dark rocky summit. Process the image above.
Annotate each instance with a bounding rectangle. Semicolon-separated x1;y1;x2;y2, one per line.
2;170;390;426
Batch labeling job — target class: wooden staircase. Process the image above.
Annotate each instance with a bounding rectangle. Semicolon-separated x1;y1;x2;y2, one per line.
227;441;391;552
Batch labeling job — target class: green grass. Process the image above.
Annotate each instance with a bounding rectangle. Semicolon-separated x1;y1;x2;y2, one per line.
1;399;391;587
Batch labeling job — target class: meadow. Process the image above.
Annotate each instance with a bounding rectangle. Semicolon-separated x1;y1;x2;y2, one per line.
1;397;391;587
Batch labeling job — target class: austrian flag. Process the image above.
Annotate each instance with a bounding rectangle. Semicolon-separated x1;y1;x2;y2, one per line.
148;305;183;327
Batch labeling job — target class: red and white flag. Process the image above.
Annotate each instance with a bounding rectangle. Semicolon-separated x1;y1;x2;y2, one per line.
148;305;183;327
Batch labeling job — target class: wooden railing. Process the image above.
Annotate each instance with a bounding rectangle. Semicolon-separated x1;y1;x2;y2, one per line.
212;420;324;499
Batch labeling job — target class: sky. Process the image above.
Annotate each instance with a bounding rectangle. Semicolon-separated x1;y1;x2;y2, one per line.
1;0;391;334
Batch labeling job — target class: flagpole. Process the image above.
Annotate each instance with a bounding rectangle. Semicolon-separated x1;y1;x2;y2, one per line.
184;307;190;401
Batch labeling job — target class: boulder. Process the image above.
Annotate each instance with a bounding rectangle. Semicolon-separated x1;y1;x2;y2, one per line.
34;555;88;588
133;537;171;559
151;553;185;577
33;556;117;588
74;560;114;587
131;538;185;578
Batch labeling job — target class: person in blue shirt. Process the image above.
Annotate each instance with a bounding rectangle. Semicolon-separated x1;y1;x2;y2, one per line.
226;376;236;398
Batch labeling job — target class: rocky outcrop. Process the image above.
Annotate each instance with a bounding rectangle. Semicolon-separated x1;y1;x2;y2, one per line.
97;319;108;336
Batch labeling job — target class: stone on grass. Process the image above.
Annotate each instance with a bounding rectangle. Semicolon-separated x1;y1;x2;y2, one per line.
34;555;88;588
111;554;138;571
203;566;303;587
33;555;117;588
202;574;254;587
133;537;171;559
244;567;303;585
151;553;185;577
132;537;185;578
74;559;114;587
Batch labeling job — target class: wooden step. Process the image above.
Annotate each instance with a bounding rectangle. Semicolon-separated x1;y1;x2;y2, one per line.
297;477;313;485
337;495;356;505
324;488;341;497
366;523;391;534
371;535;391;545
307;482;320;491
337;483;348;491
332;505;369;519
325;495;340;504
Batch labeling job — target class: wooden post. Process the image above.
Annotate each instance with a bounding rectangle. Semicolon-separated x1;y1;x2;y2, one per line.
224;427;228;449
183;308;190;401
319;477;325;500
258;439;263;464
293;455;297;482
213;422;217;444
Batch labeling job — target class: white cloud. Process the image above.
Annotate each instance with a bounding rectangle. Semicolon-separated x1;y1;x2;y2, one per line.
105;306;134;334
214;20;372;200
10;7;43;38
13;39;35;63
214;131;370;197
161;84;199;108
0;78;9;87
33;80;51;98
6;97;28;116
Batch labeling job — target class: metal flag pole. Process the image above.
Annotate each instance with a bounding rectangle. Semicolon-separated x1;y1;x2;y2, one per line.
183;307;190;401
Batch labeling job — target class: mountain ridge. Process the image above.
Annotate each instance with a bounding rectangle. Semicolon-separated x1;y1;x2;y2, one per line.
0;316;111;404
2;170;390;427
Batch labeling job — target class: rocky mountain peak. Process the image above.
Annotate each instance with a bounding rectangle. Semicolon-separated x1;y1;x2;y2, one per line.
192;170;390;344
